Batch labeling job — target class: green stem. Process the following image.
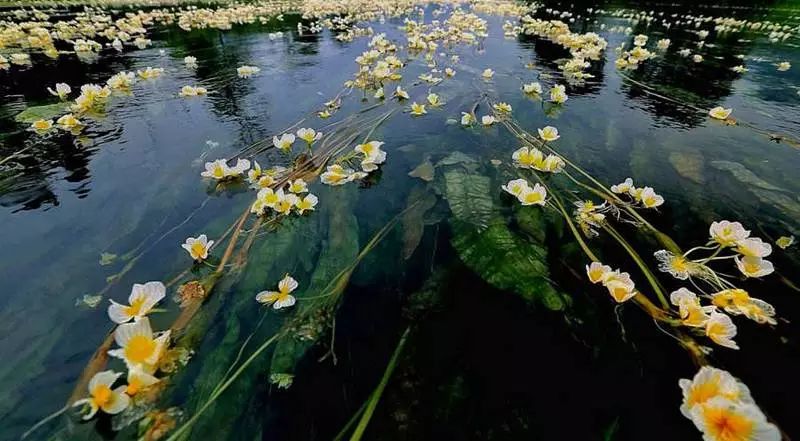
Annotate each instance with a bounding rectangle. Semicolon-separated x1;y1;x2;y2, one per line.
603;224;670;309
349;327;411;441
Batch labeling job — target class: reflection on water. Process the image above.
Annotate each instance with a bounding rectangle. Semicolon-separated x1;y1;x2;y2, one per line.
1;1;800;440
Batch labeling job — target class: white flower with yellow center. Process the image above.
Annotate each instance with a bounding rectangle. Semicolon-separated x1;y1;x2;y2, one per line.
585;262;612;284
611;178;634;194
108;281;165;324
734;237;772;258
201;159;229;180
273;133;296;152
709;220;750;247
184;56;198;68
517;183;547;206
48;83;71;100
669;287;714;327
31;119;53;132
179;85;207;97
107;72;135;90
633;34;648;47
523;82;542;95
374;88;385;99
460;112;476;126
256;274;299;309
549;84;568;104
656;38;671;50
57;114;83;131
732;65;748;74
775;235;794;249
511;146;544;169
355;141;387;172
711;289;776;325
601;270;637;303
481;68;494;79
705;312;740;349
125;365;159;396
108;317;170;369
539;155;565;173
639;186;665;208
137;67;164;80
693;54;704;63
288;179;308;194
426;93;441;107
501;178;529;197
709;106;732;120
72;370;129;420
481;115;496;126
690;397;779;441
493;102;512;113
248;161;263;185
295;194;318;215
410;102;427;116
181;234;214;261
393;86;409;100
734;256;774;278
237;65;260;78
445;67;455;77
776;61;791;71
537;126;560;142
274;192;299;215
296;128;322;144
678;366;753;419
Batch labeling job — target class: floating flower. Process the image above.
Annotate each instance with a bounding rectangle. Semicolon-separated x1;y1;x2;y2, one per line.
273;133;296;152
181;234;214;261
690;397;779;441
633;34;648;47
137;67;164;80
57;114;83;131
237;65;260;78
125;366;159;396
482;68;494;79
602;270;637;303
410;102;427;116
656;38;671;50
107;72;135;91
288;179;308;194
320;164;367;186
712;289;777;325
374;88;385;99
734;256;774;278
179;85;208;97
481;115;496;126
445;67;456;77
184;56;197;68
709;106;732;120
776;61;791;71
678;366;753;419
693;54;704;63
493;102;512;113
72;371;129;420
296;128;322;144
512;146;543;169
735;238;772;258
355;140;387;172
393;86;409;100
549;84;568;104
670;288;714;327
247;161;263;185
255;274;298;309
108;317;171;369
460;112;476;126
611;178;634;194
523;82;542;95
48;83;71;100
274;192;299;215
776;235;794;249
537;126;560;142
108;281;166;324
638;186;665;208
732;65;748;73
705;312;739;349
518;183;547;206
654;250;701;280
501;178;529;197
426;93;441;107
295;194;319;215
710;221;750;247
586;262;612;284
31;119;53;132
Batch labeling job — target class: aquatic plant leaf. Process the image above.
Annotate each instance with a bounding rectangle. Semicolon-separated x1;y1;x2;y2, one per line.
14;103;67;124
710;160;786;192
408;159;435;182
668;151;705;184
451;217;565;310
99;252;117;266
442;170;492;229
402;187;437;260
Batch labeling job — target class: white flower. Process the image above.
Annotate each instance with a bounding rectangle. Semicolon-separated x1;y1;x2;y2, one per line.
295;194;318;214
734;256;774;278
523;82;542;94
460;112;476;126
502;178;529;197
181;234;214;261
549;84;568;104
288;179;308;194
108;281;166;324
709;220;750;247
517;183;547;206
255;274;299;309
237;65;260;78
482;68;494;79
481;115;496;126
273;133;296;152
611;178;634;194
678;366;753;418
108;317;171;369
48;83;71;100
638;186;664;208
537;126;560;142
705;312;739;349
734;237;772;258
689;397;779;441
72;371;129;420
585;262;612;284
296;128;322;144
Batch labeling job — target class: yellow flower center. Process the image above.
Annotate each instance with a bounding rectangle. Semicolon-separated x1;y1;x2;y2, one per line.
126;377;143;395
124;297;146;317
91;384;113;407
190;241;206;258
523;191;543;204
212;165;225;178
125;335;157;364
703;406;754;441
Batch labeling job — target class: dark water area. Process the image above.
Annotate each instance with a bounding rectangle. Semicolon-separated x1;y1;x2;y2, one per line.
1;1;800;440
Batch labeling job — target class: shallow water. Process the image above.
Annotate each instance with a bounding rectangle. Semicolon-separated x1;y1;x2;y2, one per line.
2;1;800;440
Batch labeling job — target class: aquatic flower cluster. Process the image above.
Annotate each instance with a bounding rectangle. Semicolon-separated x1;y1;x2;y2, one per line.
519;16;607;83
73;282;173;420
